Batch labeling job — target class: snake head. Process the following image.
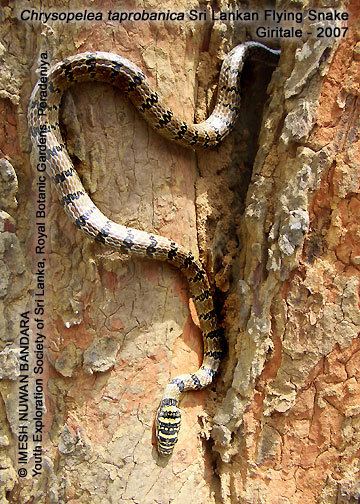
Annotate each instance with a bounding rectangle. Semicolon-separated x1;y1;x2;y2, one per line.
156;398;181;456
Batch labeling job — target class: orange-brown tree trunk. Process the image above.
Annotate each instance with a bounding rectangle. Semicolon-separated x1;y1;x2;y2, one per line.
0;1;359;503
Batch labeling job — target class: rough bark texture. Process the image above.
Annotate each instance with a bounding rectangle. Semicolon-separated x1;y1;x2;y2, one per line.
0;0;359;503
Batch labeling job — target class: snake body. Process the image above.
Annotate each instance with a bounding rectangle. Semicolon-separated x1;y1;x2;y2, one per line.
28;41;280;456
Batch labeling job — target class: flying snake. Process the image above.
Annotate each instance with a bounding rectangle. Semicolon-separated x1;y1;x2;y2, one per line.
28;41;280;456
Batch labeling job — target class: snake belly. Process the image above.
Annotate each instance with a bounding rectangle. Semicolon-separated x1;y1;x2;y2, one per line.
28;41;280;456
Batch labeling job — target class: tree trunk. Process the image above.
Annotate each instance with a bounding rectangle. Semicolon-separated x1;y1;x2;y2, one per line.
0;1;359;503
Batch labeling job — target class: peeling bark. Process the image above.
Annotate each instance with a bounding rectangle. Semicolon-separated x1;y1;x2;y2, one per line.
0;1;359;503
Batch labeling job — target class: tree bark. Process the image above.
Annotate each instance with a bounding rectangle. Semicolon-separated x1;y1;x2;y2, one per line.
0;1;359;503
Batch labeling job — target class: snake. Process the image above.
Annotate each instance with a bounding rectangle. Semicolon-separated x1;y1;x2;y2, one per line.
28;41;280;456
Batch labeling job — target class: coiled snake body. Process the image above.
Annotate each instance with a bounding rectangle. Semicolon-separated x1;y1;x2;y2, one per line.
28;41;280;456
